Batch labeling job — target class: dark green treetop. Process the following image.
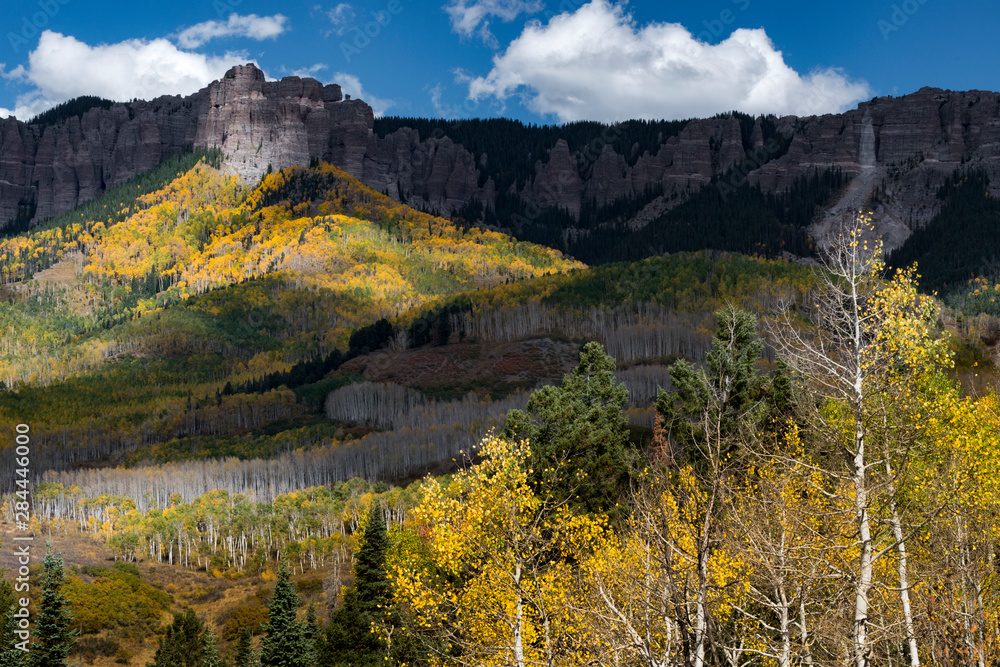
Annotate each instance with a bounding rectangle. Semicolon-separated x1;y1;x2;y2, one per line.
504;341;635;516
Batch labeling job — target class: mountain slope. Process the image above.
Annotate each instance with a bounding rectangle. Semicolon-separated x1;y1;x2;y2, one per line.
7;66;1000;270
0;158;579;389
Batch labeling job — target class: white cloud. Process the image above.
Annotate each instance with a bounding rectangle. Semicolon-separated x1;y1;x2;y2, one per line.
175;13;288;49
429;81;482;118
444;0;544;47
286;63;329;79
0;93;53;121
430;83;448;116
333;71;393;117
0;31;251;120
468;0;871;122
326;4;355;35
0;64;27;82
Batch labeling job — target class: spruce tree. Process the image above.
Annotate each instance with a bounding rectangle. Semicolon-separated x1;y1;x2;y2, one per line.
656;306;769;466
0;580;14;620
0;579;23;667
303;604;321;664
353;505;391;616
200;628;223;667
259;560;311;667
0;607;26;667
31;547;77;667
148;610;204;667
231;628;258;667
504;341;635;515
322;504;393;666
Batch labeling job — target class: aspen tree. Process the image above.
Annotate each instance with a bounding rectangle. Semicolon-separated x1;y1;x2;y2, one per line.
770;213;950;667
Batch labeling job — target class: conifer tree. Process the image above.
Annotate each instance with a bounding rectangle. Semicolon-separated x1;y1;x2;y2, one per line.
259;560;312;667
0;579;21;667
148;610;205;667
0;608;26;667
31;547;77;667
323;503;394;666
200;628;223;667
353;505;392;616
504;341;634;515
0;581;14;621
656;305;767;465
303;604;322;663
232;628;258;667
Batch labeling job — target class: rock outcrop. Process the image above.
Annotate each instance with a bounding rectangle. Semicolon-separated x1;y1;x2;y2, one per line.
0;63;373;226
0;95;202;224
6;66;1000;252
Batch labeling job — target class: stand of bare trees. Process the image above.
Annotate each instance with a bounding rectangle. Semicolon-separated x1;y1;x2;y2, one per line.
463;301;715;363
34;422;469;512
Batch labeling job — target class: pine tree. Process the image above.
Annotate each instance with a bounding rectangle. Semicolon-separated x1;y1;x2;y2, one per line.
31;547;77;667
504;341;635;515
303;604;321;664
0;580;14;619
0;578;21;667
259;560;312;667
353;505;391;616
322;504;394;666
0;607;26;667
201;628;223;667
148;610;204;667
656;305;768;466
232;628;259;667
232;628;253;667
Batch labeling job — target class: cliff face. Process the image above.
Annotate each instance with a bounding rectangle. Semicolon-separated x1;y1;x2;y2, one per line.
0;95;203;224
0;64;372;226
6;65;1000;251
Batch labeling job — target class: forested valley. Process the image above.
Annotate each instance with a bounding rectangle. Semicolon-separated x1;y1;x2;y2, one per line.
2;153;1000;667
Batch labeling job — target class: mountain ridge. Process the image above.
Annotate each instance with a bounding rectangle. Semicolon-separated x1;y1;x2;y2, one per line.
5;64;1000;256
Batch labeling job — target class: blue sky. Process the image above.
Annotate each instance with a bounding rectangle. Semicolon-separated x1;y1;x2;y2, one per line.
1;0;998;124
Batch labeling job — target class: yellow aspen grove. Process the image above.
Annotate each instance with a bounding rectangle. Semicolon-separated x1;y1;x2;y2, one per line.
726;434;832;667
578;465;745;667
391;435;605;667
911;387;1000;665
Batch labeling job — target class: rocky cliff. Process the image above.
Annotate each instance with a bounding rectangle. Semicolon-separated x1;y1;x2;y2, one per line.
5;64;1000;253
0;63;371;226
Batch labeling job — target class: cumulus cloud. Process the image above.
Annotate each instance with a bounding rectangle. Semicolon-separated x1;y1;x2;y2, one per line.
175;13;288;49
0;31;251;120
468;0;871;122
332;71;393;117
444;0;544;47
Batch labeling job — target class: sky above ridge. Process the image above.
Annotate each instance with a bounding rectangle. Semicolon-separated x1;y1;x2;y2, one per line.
0;0;996;124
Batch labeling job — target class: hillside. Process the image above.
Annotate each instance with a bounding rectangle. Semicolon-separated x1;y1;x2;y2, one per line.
5;96;1000;667
6;65;1000;286
3;143;1000;665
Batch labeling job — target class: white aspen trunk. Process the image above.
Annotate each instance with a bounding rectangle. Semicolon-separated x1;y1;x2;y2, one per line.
779;590;791;667
513;563;525;667
851;275;873;667
799;595;814;667
957;519;985;667
694;549;709;667
853;421;873;667
887;460;919;667
975;544;991;667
